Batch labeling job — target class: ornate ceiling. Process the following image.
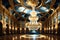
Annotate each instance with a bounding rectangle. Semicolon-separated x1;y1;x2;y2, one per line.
1;0;60;22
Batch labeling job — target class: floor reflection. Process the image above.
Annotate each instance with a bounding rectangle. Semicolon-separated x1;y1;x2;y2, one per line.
20;34;46;38
0;34;60;40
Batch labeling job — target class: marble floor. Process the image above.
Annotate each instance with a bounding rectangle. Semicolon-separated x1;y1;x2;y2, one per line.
0;34;60;40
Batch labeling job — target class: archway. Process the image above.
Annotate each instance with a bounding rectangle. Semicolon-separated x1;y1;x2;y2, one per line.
6;24;9;35
0;22;3;36
58;23;60;34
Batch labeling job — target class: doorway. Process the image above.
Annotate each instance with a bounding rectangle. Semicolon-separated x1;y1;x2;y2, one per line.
0;22;3;36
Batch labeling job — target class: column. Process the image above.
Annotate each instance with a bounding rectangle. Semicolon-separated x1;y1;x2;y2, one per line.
2;11;6;35
51;18;53;34
20;27;22;34
55;12;58;34
49;21;50;34
9;18;11;34
12;22;14;34
24;28;26;34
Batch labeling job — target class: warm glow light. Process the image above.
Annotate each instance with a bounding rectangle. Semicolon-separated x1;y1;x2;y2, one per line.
26;1;32;6
48;37;50;40
20;34;46;38
20;28;22;30
16;0;20;3
55;25;58;29
15;36;17;39
12;37;14;40
44;28;47;31
51;27;53;30
49;27;50;30
25;22;42;30
15;27;17;30
26;0;37;7
51;9;54;11
24;28;26;30
9;27;11;29
51;37;54;40
3;24;6;29
29;16;38;22
55;31;57;34
30;11;37;17
12;27;14;30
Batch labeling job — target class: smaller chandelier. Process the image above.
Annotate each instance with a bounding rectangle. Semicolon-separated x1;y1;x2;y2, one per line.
25;22;42;30
30;11;37;17
29;16;38;22
26;0;39;7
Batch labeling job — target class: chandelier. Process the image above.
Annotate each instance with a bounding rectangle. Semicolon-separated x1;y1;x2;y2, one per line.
17;0;56;30
25;0;42;30
25;22;42;30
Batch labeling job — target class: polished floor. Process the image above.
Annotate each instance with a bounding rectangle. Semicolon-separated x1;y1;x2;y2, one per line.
0;34;60;40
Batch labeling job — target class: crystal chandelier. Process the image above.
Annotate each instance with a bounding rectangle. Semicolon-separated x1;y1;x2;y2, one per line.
25;0;42;30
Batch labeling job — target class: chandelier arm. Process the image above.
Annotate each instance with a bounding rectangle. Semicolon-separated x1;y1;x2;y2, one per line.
36;0;43;8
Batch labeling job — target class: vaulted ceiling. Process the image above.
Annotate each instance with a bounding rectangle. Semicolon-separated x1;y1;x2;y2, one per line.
1;0;60;22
